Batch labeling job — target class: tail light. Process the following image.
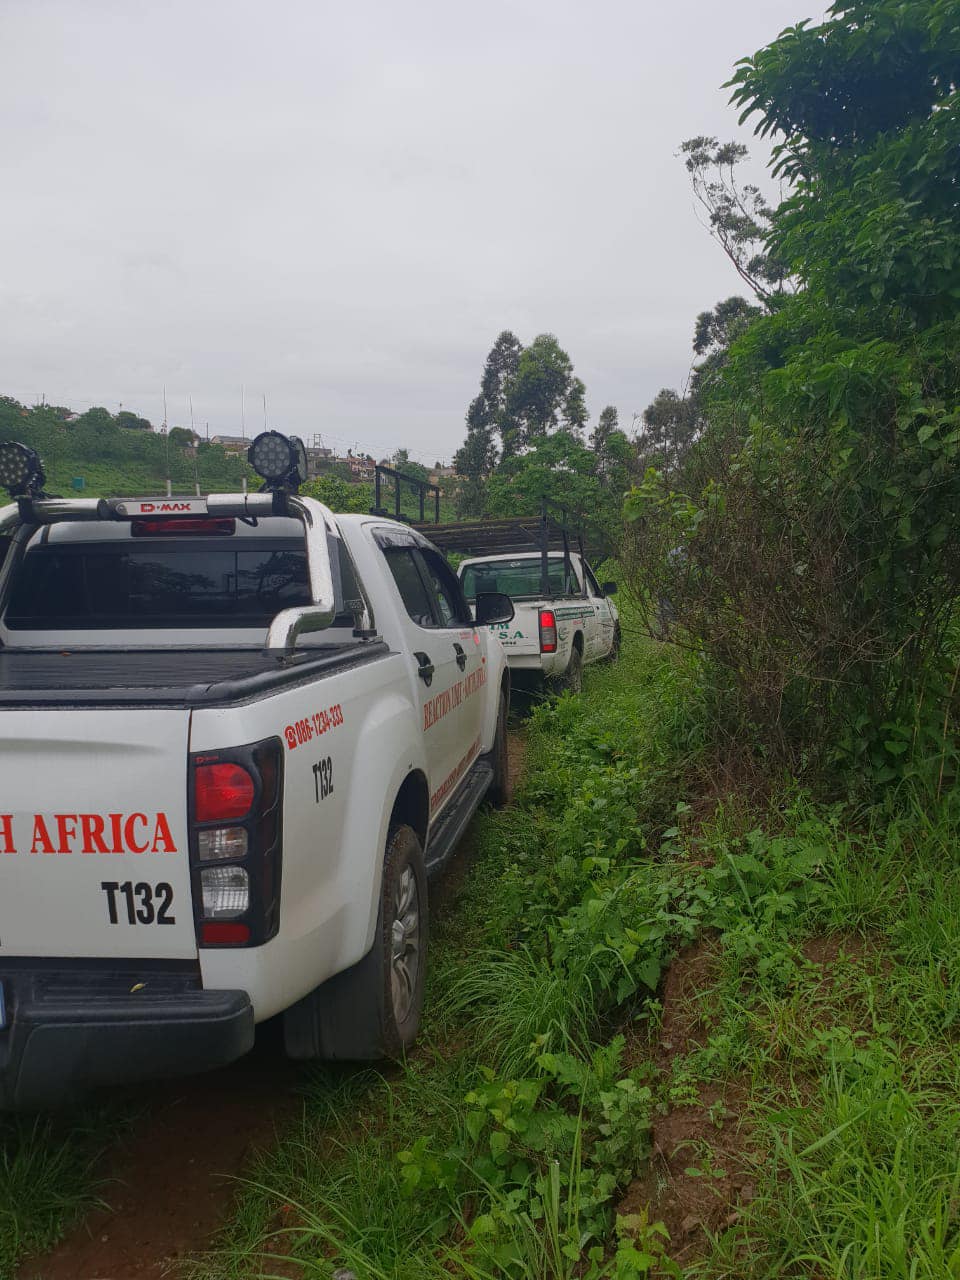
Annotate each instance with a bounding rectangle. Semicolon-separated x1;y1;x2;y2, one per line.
132;517;236;537
539;609;558;653
189;737;283;948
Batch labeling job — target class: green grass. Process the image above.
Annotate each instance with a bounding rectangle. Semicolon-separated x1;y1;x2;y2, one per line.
190;624;960;1280
189;635;700;1279
8;613;960;1279
0;1105;130;1279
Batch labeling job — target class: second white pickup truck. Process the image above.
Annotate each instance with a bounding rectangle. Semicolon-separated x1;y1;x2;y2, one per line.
458;550;620;692
0;433;515;1107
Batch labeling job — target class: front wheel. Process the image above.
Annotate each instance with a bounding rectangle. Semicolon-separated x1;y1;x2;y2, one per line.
486;690;511;808
283;823;428;1061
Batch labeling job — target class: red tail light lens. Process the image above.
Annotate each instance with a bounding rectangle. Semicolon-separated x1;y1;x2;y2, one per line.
194;763;255;822
132;517;236;537
201;921;251;945
539;609;558;653
189;738;284;949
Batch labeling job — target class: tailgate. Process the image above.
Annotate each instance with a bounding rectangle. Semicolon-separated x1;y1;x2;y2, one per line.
0;709;197;960
487;602;540;656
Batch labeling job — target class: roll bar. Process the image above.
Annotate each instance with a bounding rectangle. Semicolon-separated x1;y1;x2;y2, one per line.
0;492;372;655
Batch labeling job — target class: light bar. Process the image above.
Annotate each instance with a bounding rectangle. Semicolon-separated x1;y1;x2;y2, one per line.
0;441;45;498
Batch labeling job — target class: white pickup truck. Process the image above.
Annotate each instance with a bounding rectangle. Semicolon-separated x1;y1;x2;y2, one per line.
458;550;620;693
0;434;514;1108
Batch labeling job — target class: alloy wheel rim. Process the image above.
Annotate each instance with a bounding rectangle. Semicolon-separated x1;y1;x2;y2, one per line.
390;865;420;1024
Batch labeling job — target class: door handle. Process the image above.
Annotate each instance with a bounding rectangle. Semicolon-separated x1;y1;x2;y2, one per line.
414;651;435;686
453;642;467;671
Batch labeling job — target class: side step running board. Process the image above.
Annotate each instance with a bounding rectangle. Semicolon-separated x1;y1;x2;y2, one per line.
424;760;493;875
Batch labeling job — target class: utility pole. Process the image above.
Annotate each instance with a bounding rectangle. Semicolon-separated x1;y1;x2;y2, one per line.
161;385;171;495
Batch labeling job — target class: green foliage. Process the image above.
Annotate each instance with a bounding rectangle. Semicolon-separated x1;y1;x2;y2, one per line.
0;396;252;497
626;0;960;788
453;332;630;522
0;1106;131;1279
300;474;372;514
502;334;587;456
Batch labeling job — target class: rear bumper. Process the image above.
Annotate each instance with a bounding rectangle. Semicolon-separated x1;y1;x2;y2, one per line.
504;653;563;685
0;964;254;1109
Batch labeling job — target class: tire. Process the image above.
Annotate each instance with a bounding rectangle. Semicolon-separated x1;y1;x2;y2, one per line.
486;690;511;808
606;624;622;662
557;640;583;694
283;823;428;1061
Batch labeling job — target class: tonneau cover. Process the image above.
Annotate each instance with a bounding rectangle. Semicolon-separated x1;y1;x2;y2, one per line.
0;642;389;708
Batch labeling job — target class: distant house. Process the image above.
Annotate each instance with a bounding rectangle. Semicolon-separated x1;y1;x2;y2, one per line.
211;434;250;458
348;456;375;481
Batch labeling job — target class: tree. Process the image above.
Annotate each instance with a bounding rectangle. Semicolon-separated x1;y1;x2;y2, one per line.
680;135;790;300
453;331;523;514
485;429;600;519
117;410;152;431
502;334;588;452
74;407;115;431
168;427;196;449
591;405;618;455
639;390;700;468
627;0;960;780
391;448;429;482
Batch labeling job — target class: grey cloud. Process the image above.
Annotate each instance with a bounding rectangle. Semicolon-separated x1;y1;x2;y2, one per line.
1;0;825;462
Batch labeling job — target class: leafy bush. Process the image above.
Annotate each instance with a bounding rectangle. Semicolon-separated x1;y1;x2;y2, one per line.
624;1;960;790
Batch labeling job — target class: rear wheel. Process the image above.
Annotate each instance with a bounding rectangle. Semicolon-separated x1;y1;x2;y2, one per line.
607;624;622;662
557;641;583;694
283;823;428;1061
486;690;511;808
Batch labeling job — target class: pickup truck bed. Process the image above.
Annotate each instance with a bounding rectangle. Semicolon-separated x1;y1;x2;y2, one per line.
0;641;389;708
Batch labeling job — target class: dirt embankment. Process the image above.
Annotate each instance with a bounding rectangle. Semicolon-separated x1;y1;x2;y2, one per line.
619;932;869;1267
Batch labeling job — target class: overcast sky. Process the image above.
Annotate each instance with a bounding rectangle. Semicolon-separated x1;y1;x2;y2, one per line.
0;1;822;464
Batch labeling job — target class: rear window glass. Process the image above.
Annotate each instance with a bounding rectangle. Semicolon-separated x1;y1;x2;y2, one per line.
5;541;313;630
460;557;580;600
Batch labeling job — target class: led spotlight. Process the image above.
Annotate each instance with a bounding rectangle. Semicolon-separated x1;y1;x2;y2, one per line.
0;441;45;497
247;431;307;490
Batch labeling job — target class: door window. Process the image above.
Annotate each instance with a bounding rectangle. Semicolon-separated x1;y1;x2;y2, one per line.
584;564;603;597
417;549;471;628
383;548;436;628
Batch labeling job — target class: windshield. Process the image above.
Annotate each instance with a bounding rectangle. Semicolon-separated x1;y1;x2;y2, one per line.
460;556;581;600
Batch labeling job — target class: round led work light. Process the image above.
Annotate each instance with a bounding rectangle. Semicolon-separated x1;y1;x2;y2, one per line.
0;441;45;497
247;431;308;492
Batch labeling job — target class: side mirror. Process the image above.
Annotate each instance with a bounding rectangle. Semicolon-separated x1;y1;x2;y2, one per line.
474;591;515;626
601;581;618;596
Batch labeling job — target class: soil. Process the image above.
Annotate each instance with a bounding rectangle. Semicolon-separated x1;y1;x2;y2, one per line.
618;931;871;1266
17;1021;301;1280
17;728;527;1280
618;940;756;1267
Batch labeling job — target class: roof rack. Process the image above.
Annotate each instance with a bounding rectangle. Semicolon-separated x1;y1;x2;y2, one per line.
371;464;441;524
413;499;595;601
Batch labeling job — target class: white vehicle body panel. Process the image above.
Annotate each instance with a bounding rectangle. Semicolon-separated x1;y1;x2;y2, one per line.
458;551;618;682
0;499;510;1102
0;708;196;959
